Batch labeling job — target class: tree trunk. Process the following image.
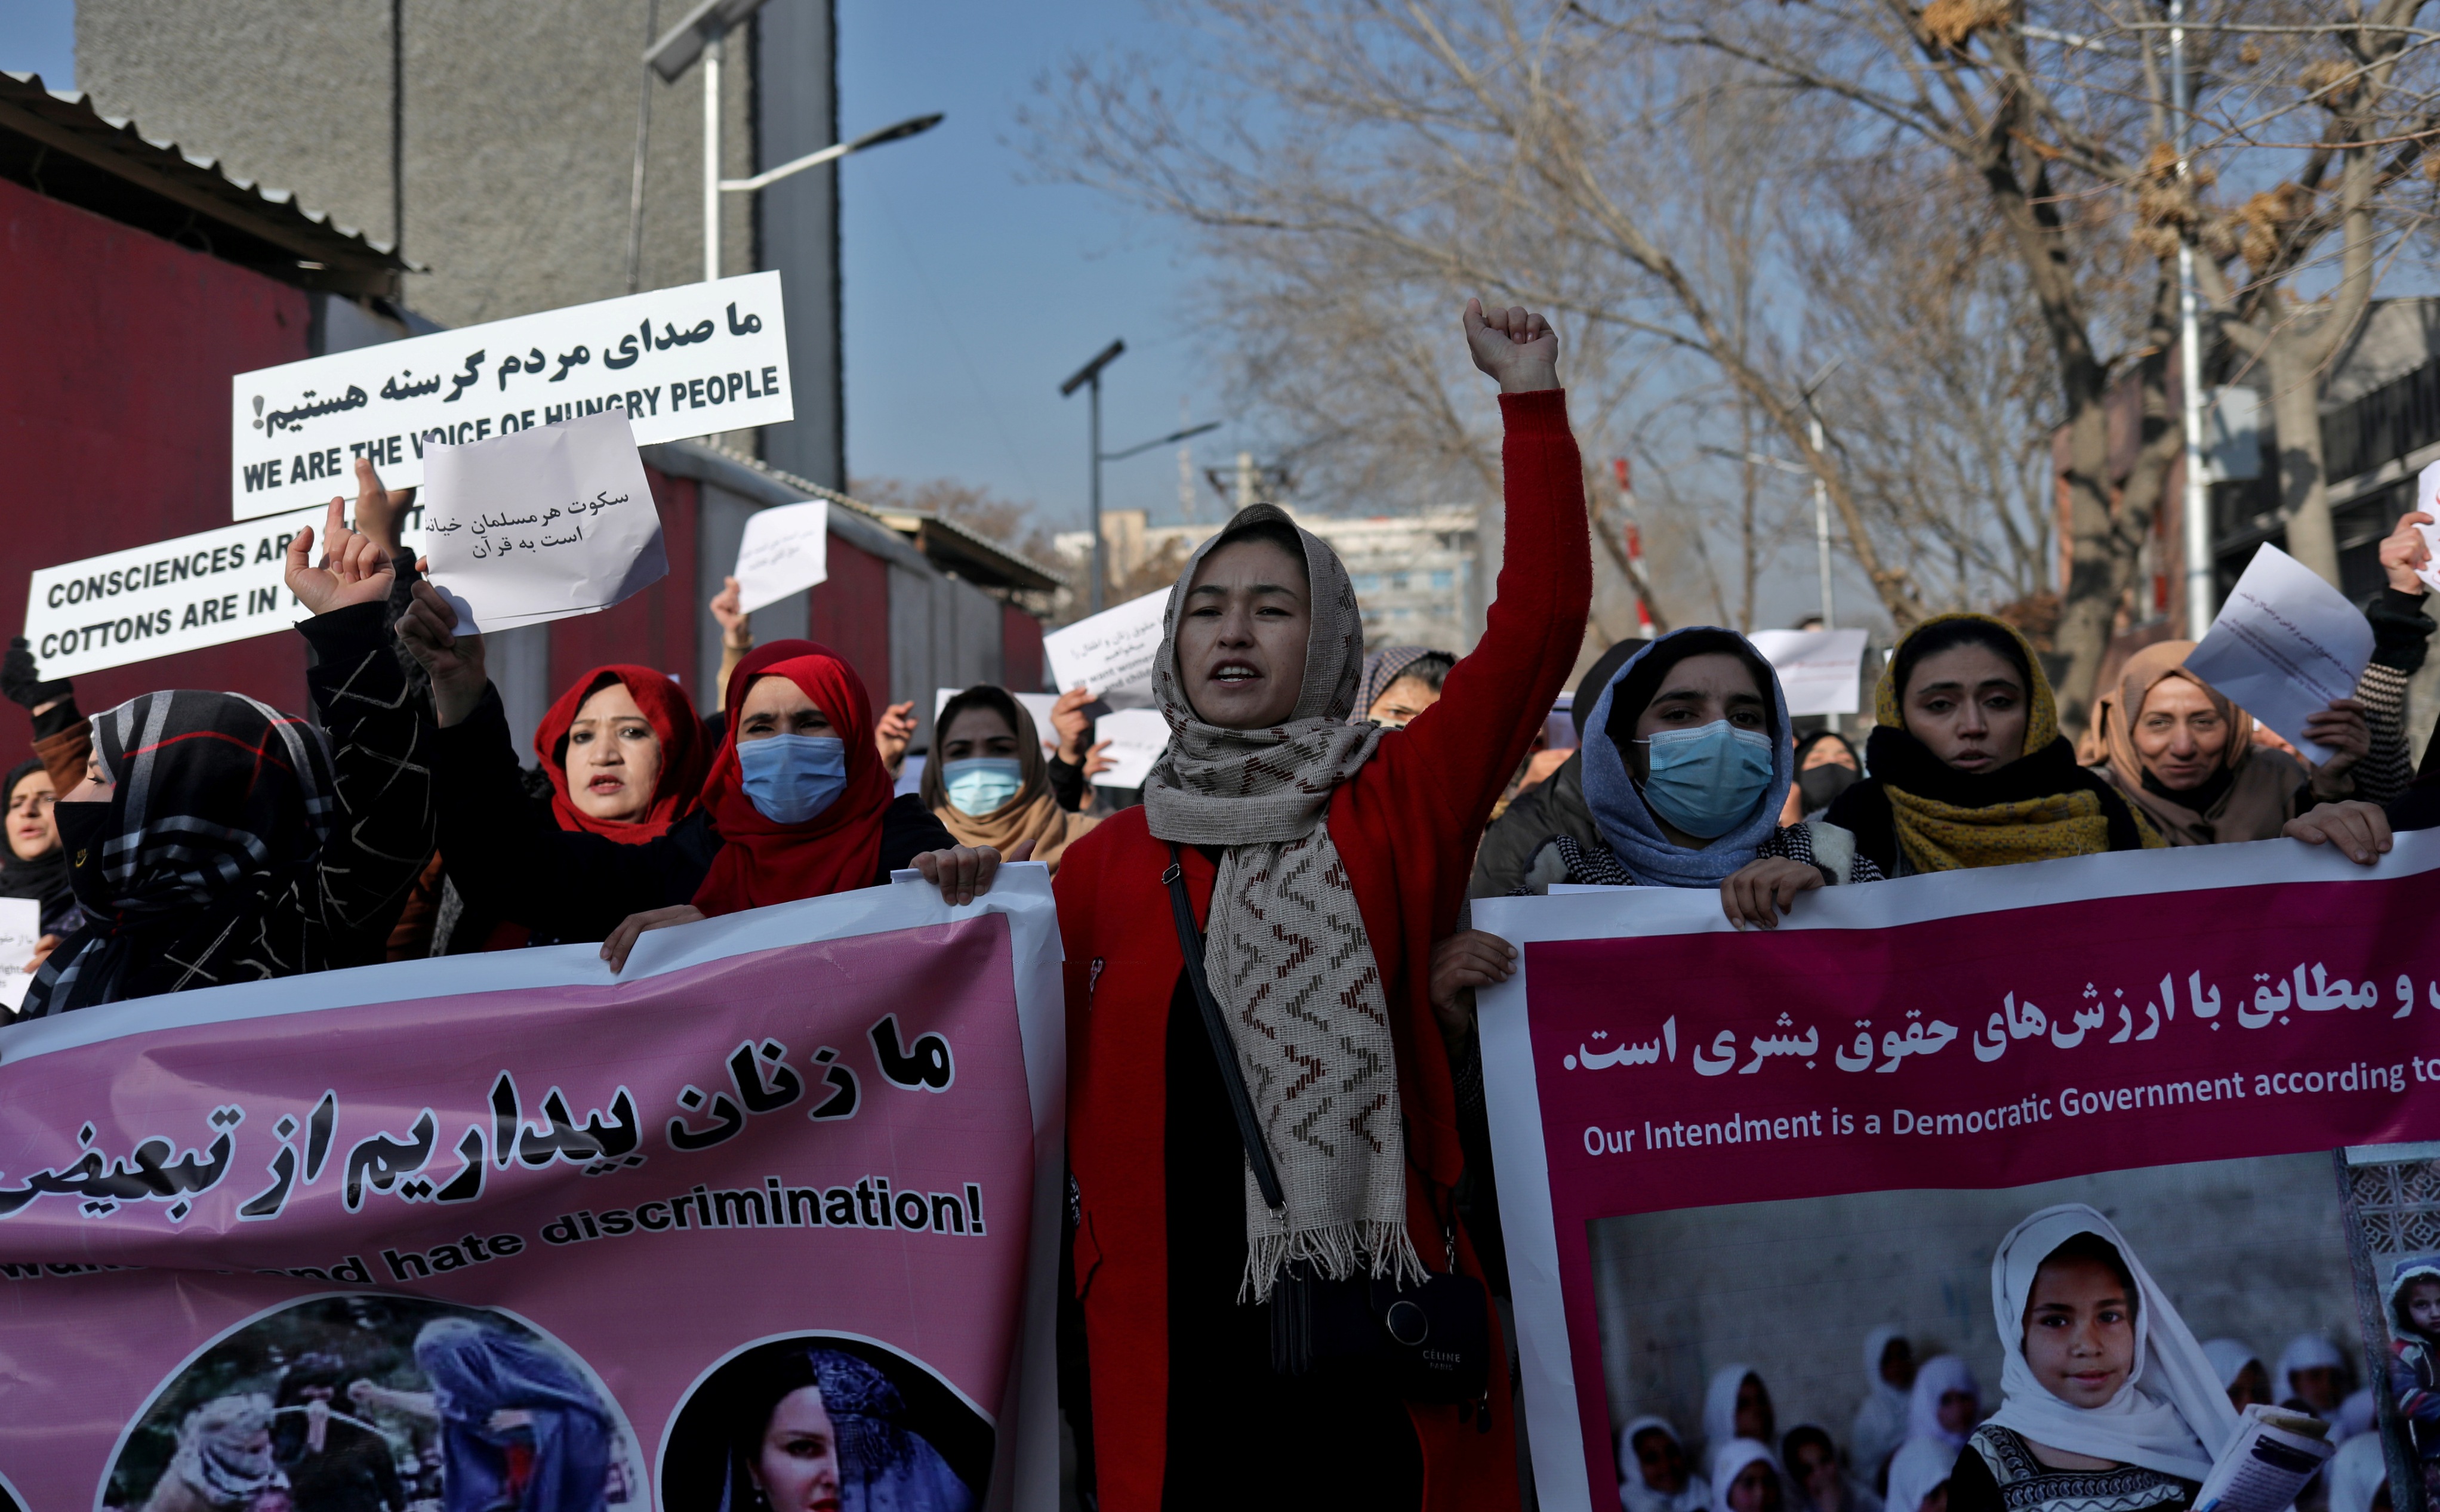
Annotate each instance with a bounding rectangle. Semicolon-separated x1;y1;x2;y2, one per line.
2266;325;2341;582
2052;279;2183;736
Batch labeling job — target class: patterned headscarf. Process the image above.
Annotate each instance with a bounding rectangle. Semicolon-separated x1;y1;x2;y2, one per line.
29;689;337;1014
1350;645;1441;726
1142;502;1421;1300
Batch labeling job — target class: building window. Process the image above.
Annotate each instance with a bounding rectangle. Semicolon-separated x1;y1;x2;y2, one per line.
1430;570;1453;590
1390;572;1409;591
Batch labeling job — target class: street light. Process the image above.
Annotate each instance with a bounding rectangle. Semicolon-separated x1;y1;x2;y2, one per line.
1798;358;1843;630
647;0;942;284
1060;341;1126;613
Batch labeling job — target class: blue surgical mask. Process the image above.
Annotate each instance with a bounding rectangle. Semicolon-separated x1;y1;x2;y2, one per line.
943;757;1024;817
737;734;849;825
1635;720;1776;840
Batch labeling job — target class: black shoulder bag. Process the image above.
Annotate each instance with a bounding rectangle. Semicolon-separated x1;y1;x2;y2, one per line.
1163;844;1492;1418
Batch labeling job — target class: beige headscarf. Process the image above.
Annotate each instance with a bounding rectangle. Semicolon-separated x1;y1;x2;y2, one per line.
1142;502;1423;1301
2091;640;2307;846
920;686;1099;874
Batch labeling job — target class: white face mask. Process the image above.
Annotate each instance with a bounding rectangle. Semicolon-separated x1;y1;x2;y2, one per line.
942;757;1024;816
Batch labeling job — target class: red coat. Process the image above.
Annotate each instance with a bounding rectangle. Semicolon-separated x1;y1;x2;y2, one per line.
1055;388;1591;1511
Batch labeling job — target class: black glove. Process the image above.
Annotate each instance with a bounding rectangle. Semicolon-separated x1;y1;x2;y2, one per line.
0;638;69;711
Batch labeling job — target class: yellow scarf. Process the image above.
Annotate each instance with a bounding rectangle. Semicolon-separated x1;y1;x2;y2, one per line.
1875;614;2163;872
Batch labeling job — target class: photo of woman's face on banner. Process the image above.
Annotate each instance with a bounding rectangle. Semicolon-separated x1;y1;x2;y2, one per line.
656;1334;992;1512
1588;1153;2415;1512
94;1295;646;1512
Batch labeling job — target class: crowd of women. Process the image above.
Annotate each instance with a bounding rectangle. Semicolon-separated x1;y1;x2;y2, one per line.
1621;1211;2411;1512
5;299;2435;1511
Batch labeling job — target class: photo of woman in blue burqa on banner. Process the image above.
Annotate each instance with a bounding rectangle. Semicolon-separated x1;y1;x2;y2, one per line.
660;1335;991;1512
349;1317;614;1512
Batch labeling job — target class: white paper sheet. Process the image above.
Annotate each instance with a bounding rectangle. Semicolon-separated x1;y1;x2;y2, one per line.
1090;707;1170;789
934;688;1061;754
422;409;668;635
0;897;41;1011
733;499;829;613
1042;590;1169;708
2415;459;2440;594
230;271;791;520
1748;628;1871;716
2183;544;2373;764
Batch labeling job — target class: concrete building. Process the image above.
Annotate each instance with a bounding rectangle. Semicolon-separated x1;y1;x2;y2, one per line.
73;0;843;489
0;70;1053;760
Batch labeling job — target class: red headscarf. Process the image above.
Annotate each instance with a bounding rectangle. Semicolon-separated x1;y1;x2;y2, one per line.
691;640;895;916
533;666;714;843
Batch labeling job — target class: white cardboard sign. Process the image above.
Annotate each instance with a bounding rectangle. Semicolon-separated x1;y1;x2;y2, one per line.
2414;459;2440;595
422;410;667;634
1748;628;1871;717
22;506;433;679
0;898;40;1011
1042;590;1168;709
2183;544;2373;764
1089;707;1170;789
230;271;791;521
733;500;830;614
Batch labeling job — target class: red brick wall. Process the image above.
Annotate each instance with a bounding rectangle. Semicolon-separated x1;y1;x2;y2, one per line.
805;534;891;720
1002;603;1045;693
0;176;314;729
546;469;702;705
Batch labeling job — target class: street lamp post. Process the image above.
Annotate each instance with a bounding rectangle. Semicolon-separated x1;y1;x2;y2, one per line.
1798;358;1843;630
1060;341;1126;613
648;0;942;285
2171;0;2216;635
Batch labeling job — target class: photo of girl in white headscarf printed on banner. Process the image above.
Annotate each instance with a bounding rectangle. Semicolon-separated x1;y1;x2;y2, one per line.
657;1335;993;1512
1586;1153;2384;1512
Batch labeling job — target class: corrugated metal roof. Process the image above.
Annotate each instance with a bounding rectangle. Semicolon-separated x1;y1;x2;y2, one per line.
0;71;411;295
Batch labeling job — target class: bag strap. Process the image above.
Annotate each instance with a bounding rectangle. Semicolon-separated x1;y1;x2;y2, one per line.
1163;844;1286;1212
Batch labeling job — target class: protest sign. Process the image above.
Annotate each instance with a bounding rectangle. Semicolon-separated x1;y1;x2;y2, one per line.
230;271;791;521
1089;707;1168;788
1748;628;1871;717
1475;835;2440;1511
0;899;37;1014
733;499;830;615
0;868;1067;1512
936;688;1061;752
2416;459;2440;594
2185;544;2373;763
423;410;667;635
1042;590;1167;708
21;505;432;680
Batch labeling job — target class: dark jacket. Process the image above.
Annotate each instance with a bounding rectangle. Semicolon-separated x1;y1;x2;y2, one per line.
432;685;953;942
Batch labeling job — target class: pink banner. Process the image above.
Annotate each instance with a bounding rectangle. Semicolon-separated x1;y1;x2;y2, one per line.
0;874;1065;1512
1476;836;2440;1510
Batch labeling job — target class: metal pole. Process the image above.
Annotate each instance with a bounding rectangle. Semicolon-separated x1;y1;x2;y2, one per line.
1089;374;1105;615
1810;412;1835;630
702;29;722;284
2172;0;2215;634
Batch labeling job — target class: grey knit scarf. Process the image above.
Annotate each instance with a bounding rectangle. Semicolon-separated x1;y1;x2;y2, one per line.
1142;503;1424;1301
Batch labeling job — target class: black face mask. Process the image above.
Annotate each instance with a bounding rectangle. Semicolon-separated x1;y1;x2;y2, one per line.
1797;764;1859;813
52;800;117;915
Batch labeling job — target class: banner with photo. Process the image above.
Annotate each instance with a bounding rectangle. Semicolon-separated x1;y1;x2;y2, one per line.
0;868;1065;1512
1475;835;2440;1512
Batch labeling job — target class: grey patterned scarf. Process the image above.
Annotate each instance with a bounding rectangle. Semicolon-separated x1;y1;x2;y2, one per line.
1143;503;1423;1301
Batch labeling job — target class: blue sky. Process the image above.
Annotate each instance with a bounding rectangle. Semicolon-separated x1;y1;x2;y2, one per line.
0;0;1229;536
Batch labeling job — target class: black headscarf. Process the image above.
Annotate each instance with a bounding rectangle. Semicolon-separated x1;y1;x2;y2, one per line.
25;690;337;1016
0;758;73;933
